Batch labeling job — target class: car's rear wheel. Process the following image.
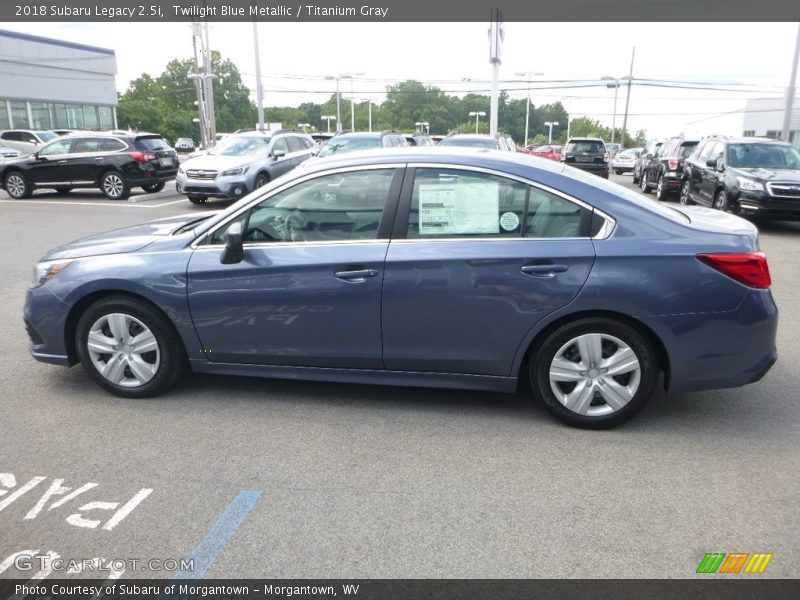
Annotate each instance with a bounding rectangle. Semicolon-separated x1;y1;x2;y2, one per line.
679;180;694;205
640;172;652;194
614;169;624;175
55;187;72;195
100;170;130;200
713;190;729;212
530;318;658;429
655;176;668;201
142;182;165;193
75;296;185;398
4;171;32;199
187;194;208;204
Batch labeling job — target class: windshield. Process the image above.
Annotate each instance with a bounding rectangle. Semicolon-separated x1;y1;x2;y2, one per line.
36;131;57;143
210;136;271;157
565;141;605;154
317;136;380;157
727;143;800;169
440;137;497;149
135;137;171;151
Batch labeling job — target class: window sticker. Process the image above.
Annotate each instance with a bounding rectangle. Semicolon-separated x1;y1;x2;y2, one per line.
419;181;499;235
499;211;520;231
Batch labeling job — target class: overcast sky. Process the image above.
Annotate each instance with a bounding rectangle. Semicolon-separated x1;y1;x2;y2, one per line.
4;21;799;139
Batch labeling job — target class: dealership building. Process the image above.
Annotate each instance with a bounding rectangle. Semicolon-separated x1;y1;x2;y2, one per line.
742;97;800;148
0;29;118;131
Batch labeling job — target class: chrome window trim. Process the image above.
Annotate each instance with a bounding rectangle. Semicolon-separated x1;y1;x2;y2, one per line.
193;163;407;249
192;161;617;249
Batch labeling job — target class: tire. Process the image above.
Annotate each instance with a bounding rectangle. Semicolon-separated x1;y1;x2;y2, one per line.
55;187;72;195
632;166;640;185
679;180;695;205
640;171;652;194
713;190;729;212
187;194;208;204
100;170;130;200
254;173;270;189
529;318;658;429
614;169;623;175
75;296;186;398
141;181;165;193
655;176;668;201
4;171;32;199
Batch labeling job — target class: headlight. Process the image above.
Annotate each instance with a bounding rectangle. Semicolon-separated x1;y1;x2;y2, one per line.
736;177;764;192
221;166;249;177
32;259;73;288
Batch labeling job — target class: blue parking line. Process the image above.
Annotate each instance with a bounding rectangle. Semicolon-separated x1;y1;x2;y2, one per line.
173;489;263;579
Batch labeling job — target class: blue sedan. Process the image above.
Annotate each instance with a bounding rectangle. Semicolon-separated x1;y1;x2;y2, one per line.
24;148;778;428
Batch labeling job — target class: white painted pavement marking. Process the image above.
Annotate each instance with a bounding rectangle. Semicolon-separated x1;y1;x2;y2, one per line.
0;198;190;209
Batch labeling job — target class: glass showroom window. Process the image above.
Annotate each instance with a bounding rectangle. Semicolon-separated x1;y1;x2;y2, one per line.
9;101;29;128
83;105;99;129
51;104;69;129
98;106;114;129
67;105;84;129
0;102;9;129
30;103;51;129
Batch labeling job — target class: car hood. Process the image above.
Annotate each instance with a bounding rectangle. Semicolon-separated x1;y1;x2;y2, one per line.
181;154;257;170
41;212;217;260
733;167;800;183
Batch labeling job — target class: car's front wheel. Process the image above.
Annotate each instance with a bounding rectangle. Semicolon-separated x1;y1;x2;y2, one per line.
679;180;694;205
75;296;185;397
4;171;32;199
530;318;658;429
254;173;270;189
100;170;130;200
142;181;165;193
640;172;652;194
713;190;729;212
655;176;668;201
614;169;623;175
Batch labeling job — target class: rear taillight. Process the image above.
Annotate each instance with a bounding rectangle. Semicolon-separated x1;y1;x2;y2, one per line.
130;152;156;163
696;252;771;289
668;158;679;171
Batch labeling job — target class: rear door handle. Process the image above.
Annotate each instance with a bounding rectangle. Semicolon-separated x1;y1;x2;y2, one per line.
335;268;378;282
521;264;569;277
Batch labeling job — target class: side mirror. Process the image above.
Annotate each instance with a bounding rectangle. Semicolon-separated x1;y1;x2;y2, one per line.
705;159;716;168
272;149;285;159
220;222;244;265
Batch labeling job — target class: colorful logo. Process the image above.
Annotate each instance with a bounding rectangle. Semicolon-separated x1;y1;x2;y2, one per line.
696;552;773;574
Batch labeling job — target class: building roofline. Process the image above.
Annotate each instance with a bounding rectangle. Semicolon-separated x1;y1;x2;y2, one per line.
0;29;115;56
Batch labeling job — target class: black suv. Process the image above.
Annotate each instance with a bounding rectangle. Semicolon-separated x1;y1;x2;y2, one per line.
632;139;663;184
561;137;609;178
639;135;700;200
1;132;178;200
681;136;800;220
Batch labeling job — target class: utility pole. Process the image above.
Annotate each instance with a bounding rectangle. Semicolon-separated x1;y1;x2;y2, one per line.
620;46;635;148
488;9;504;136
253;22;265;131
782;23;800;143
190;21;207;149
203;17;217;141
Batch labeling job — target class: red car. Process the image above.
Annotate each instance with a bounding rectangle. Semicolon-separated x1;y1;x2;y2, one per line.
529;144;563;161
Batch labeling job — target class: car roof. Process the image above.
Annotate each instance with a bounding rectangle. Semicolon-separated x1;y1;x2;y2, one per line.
567;137;604;142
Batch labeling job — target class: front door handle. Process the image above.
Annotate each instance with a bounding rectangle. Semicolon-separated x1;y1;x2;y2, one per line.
335;268;378;282
521;264;569;277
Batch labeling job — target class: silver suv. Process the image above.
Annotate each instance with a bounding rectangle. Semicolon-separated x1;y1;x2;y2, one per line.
175;130;315;204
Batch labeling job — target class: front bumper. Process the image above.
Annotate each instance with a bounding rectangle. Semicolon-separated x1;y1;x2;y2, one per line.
175;173;251;199
734;189;800;220
24;285;73;367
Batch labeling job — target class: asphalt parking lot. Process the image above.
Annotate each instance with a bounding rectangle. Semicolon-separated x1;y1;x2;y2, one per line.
1;173;798;580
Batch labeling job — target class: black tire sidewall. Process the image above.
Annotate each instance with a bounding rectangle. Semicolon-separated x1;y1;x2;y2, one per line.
530;318;658;429
100;170;130;200
75;296;184;398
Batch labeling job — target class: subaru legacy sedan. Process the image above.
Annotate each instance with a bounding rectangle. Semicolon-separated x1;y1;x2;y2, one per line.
24;148;777;428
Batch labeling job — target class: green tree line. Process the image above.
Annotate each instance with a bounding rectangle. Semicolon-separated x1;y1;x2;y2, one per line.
117;54;646;147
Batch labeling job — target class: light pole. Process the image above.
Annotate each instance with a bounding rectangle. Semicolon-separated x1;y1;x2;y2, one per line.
321;115;336;133
325;72;363;132
544;121;559;144
297;123;310;133
469;111;486;134
601;76;621;144
515;70;544;147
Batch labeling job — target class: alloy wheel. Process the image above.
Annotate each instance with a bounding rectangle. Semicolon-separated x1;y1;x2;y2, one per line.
103;174;124;199
6;174;27;198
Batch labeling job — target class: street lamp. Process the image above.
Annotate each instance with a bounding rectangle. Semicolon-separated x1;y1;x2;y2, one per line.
469;111;486;134
544;121;559;143
321;115;336;133
325;72;363;132
297;123;310;133
415;121;430;134
515;71;544;147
